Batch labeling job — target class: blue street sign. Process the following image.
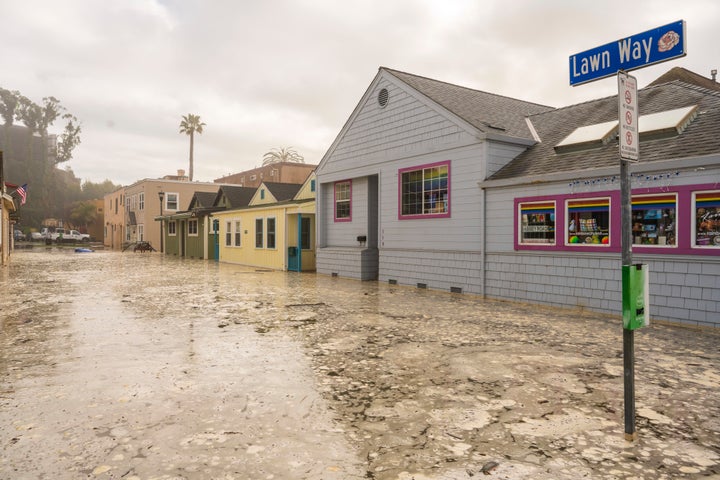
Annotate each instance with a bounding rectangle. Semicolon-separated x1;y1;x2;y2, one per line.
569;20;686;86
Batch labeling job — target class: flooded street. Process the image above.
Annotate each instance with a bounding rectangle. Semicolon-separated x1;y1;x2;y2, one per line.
1;250;719;480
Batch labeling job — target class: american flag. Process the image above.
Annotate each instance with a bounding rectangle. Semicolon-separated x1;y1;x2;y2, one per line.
15;184;27;205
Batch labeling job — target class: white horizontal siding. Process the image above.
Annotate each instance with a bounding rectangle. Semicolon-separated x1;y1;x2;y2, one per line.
487;142;528;178
321;78;475;179
378;144;485;252
323;176;369;247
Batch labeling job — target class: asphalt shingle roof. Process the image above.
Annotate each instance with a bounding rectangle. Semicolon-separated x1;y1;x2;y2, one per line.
648;66;720;92
384;68;554;140
217;186;256;208
190;191;218;209
263;182;302;201
488;80;720;180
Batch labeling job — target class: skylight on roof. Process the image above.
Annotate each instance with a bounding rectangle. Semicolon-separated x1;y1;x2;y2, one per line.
639;105;698;136
554;104;699;153
555;120;618;148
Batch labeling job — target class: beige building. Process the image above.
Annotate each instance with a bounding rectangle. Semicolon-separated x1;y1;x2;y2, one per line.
104;174;224;251
1;185;18;266
214;162;316;188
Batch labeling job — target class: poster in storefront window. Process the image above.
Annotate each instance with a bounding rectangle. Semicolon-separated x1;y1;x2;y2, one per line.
695;191;720;247
519;201;555;245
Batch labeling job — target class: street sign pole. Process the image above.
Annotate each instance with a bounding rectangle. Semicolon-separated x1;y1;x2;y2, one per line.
570;20;687;442
620;158;637;441
618;70;638;441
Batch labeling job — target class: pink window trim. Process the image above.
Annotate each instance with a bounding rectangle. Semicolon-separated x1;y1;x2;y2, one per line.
513;183;719;256
398;160;451;220
334;179;352;223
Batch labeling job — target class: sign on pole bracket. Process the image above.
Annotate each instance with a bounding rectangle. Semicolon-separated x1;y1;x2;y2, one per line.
618;71;639;162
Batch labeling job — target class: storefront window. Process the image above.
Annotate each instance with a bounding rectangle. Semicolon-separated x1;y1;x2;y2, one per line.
519;201;555;244
632;194;676;246
566;197;610;246
694;190;720;248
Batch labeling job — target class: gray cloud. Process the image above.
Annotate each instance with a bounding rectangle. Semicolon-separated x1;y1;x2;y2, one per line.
3;0;716;185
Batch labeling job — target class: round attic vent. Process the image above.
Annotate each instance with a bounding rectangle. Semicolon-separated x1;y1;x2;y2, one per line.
378;88;389;108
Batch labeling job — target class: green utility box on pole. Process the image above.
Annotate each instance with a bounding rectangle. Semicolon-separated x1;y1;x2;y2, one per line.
622;264;650;330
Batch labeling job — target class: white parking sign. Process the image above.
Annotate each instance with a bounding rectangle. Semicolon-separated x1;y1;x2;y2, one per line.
618;71;639;161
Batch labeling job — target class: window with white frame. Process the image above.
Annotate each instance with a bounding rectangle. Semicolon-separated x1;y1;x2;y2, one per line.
518;201;555;245
693;190;720;248
188;219;198;236
234;220;241;246
138;192;144;210
168;221;177;236
138;224;144;241
267;217;276;249
166;193;179;210
632;193;677;246
255;218;263;248
399;161;450;218
225;221;232;246
566;197;611;246
334;180;351;221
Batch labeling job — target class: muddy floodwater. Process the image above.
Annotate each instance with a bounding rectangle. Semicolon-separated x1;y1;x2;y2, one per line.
1;250;719;480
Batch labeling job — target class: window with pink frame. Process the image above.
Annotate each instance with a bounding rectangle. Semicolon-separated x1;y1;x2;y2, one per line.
399;161;450;219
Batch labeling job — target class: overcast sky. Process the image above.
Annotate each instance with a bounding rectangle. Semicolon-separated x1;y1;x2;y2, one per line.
3;0;717;186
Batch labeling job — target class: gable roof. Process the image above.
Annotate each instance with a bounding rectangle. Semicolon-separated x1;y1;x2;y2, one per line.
262;182;302;201
188;191;218;209
384;68;554;139
648;67;720;92
487;80;720;182
214;185;256;208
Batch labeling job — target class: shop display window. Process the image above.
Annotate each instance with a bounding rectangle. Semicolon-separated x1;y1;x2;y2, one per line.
694;190;720;247
632;194;676;246
519;201;555;245
566;197;610;246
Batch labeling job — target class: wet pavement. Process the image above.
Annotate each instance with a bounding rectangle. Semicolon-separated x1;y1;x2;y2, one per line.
1;249;719;480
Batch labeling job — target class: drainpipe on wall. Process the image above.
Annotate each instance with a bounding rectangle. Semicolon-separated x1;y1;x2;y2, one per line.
481;186;486;298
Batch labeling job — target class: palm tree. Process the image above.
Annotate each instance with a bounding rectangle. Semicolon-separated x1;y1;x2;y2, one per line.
262;146;304;166
179;114;205;181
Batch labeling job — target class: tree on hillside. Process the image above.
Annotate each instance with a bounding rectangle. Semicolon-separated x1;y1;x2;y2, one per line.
0;87;83;227
69;200;97;230
0;88;20;126
179;113;205;182
80;179;121;201
262;147;304;166
57;114;82;164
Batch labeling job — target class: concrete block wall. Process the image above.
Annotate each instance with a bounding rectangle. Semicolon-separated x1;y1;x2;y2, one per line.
379;249;483;294
317;247;379;281
485;252;720;327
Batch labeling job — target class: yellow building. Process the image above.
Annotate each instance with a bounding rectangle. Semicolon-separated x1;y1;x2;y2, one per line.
214;173;316;271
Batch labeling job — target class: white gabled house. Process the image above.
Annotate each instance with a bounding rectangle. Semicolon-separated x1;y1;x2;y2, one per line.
315;67;553;290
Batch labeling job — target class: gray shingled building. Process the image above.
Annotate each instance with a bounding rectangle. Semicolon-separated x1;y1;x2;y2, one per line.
317;66;720;327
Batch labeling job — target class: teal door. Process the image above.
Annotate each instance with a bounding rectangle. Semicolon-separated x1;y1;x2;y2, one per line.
288;246;300;271
212;219;219;261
